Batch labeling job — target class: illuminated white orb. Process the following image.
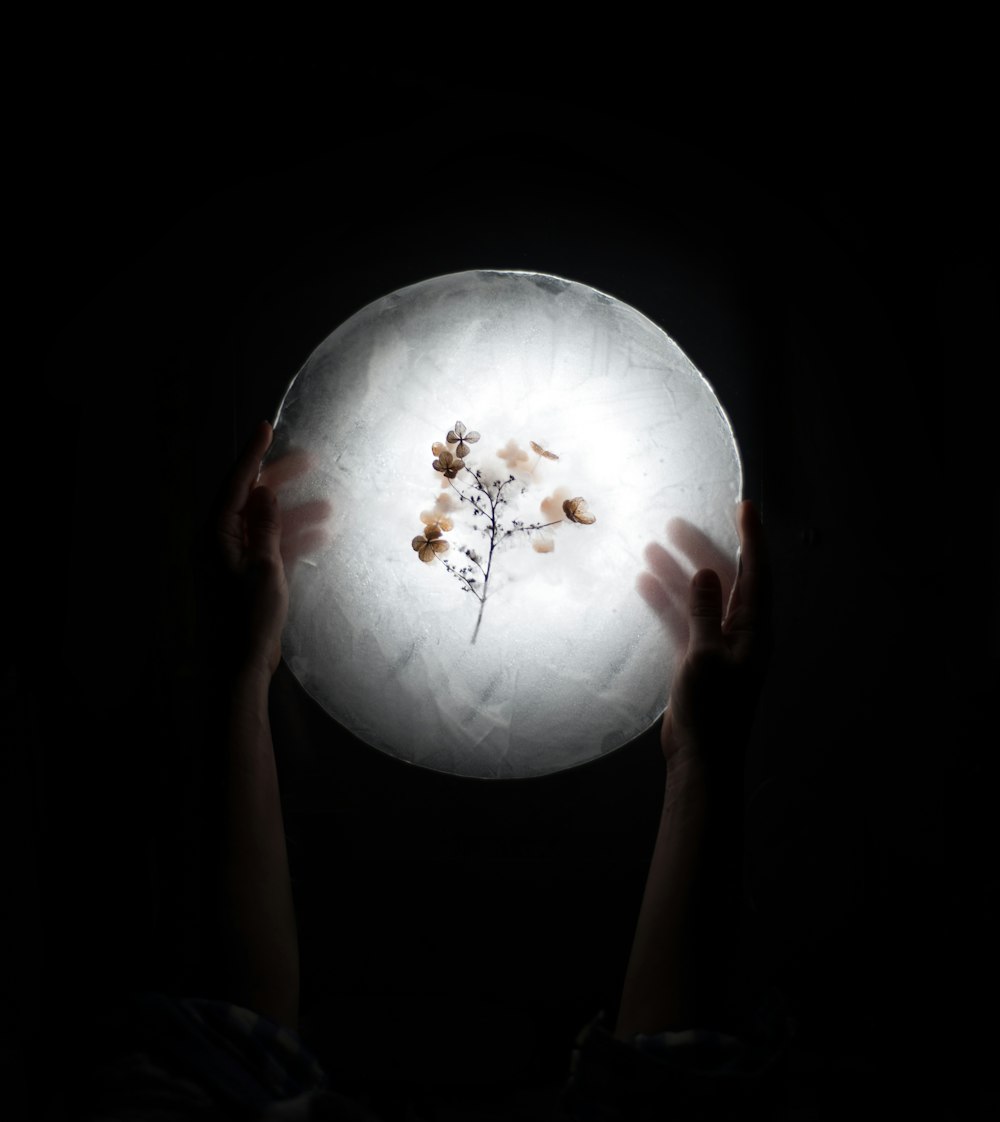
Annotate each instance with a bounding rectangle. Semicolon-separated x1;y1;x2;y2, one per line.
270;270;741;779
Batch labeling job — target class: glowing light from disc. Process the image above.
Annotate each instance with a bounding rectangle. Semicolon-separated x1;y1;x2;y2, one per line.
269;270;741;779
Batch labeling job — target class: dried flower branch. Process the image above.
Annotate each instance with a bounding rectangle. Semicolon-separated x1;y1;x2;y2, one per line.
414;419;595;642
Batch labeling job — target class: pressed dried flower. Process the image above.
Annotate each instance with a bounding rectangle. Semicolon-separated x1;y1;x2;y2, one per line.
563;497;596;525
447;420;481;459
496;438;530;470
432;450;465;479
419;420;597;642
420;510;454;534
530;440;559;462
412;528;449;563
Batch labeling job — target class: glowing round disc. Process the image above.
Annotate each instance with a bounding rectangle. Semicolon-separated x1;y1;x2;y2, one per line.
270;270;741;779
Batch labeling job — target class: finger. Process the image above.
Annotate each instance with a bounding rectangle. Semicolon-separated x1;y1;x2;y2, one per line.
279;499;333;566
688;568;724;652
725;500;768;632
668;516;738;623
666;517;735;583
281;526;330;567
279;499;332;539
216;422;274;571
259;447;316;491
639;541;691;646
220;421;274;520
644;541;689;596
245;484;283;564
636;571;688;649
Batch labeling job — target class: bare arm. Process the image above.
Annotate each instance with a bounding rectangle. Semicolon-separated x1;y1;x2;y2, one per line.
216;660;299;1030
615;755;712;1035
616;502;769;1039
211;422;298;1030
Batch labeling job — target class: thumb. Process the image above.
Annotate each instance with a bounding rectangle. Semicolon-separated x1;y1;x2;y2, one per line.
245;485;282;561
687;568;723;652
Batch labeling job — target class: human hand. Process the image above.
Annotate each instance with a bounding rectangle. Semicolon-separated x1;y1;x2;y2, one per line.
214;421;331;679
215;421;289;678
641;501;770;780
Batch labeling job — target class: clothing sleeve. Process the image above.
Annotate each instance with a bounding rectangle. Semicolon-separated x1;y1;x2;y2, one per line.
563;989;795;1122
83;991;379;1120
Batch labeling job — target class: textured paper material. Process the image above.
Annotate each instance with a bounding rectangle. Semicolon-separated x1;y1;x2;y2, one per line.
270;271;742;778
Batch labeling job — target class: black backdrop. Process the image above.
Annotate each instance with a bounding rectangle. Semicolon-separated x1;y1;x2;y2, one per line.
11;52;996;1118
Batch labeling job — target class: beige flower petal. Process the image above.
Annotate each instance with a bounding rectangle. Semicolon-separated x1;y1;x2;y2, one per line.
497;439;529;469
421;510;454;532
433;450;459;473
563;497;596;524
417;537;448;562
530;440;559;461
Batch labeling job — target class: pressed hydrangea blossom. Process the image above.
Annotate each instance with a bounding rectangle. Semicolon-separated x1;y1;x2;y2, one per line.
411;528;449;563
496;438;530;470
563;497;596;525
414;420;594;642
419;510;454;535
447;421;481;459
432;450;464;479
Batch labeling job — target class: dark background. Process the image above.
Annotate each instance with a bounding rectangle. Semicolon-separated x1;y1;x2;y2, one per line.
8;50;996;1118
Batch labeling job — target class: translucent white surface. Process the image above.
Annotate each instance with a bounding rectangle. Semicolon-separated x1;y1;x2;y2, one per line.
270;270;741;778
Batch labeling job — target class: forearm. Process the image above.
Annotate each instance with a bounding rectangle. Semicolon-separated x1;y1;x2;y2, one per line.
615;754;742;1039
216;664;299;1030
616;758;708;1038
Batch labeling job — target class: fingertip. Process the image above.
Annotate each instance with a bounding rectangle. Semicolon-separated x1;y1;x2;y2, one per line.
257;419;275;454
692;568;720;591
688;568;724;647
238;421;275;478
245;485;280;531
250;482;278;510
